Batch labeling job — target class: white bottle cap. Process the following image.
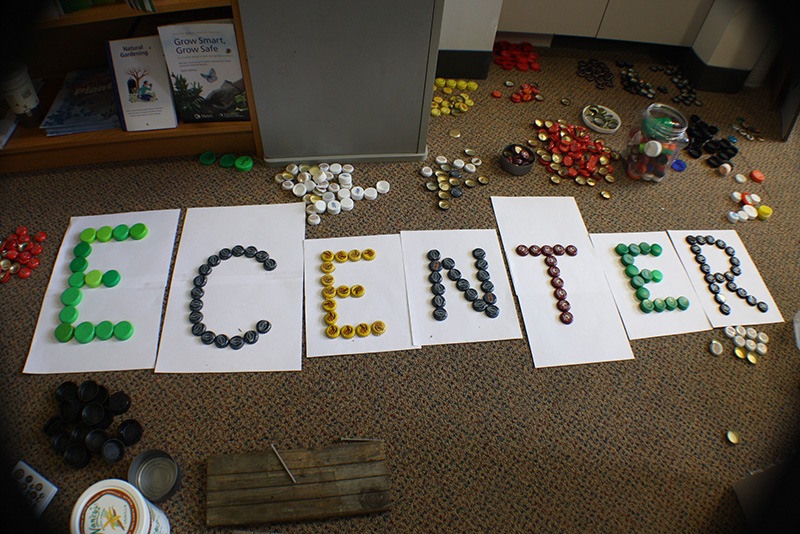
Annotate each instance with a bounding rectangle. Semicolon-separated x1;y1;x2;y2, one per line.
307;213;321;225
327;200;341;215
286;163;299;175
314;182;329;193
737;209;750;221
727;211;739;223
342;164;354;173
297;171;311;183
340;196;354;211
376;180;390;194
281;180;294;191
314;200;326;213
643;140;662;157
312;169;327;184
420;166;433;178
734;173;747;183
328;182;340;193
337;188;351;200
435;155;447;165
749;193;761;203
318;162;330;172
305;203;317;215
731;191;742;203
743;204;758;218
364;187;378;200
351;186;365;200
292;182;307;197
274;173;286;183
322;191;336;202
338;172;352;186
464;163;477;173
718;163;732;176
330;163;342;175
471;157;482;166
452;158;465;169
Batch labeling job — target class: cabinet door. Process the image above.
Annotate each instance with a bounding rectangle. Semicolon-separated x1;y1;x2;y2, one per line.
497;0;608;37
597;0;714;46
238;0;442;162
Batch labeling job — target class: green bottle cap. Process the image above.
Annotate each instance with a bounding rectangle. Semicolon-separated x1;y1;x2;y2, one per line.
650;243;663;256
630;275;646;289
68;272;86;288
79;227;97;244
651;270;663;283
114;320;134;341
59;305;79;324
640;269;653;282
664;296;678;310
84;269;103;288
74;321;95;344
628;243;641;256
219;154;236;168
677;296;690;310
102;269;121;288
614;243;629;256
235;155;254;172
640;299;654;313
69;256;88;273
95;320;115;340
113;224;130;241
620;254;635;266
129;223;148;240
73;242;92;258
96;225;114;242
54;323;75;343
639;242;651;255
653;298;666;312
199;151;216;165
61;287;83;307
624;264;639;278
635;287;650;301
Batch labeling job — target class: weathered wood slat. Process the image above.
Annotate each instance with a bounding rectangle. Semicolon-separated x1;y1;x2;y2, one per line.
206;490;392;526
207;474;390;507
207;441;384;475
207;459;388;491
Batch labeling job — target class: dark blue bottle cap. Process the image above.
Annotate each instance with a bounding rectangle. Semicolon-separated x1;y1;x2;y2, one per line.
64;442;91;468
77;380;99;402
85;429;108;453
118;419;143;446
102;438;126;463
108;391;131;415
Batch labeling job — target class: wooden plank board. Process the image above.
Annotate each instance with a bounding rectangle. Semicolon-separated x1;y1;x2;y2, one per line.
206;441;391;527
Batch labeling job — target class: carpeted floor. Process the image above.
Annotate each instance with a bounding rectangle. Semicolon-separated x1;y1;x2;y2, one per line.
2;38;800;534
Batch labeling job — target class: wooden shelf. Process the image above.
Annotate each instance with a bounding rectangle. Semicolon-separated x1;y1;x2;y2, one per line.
38;0;232;29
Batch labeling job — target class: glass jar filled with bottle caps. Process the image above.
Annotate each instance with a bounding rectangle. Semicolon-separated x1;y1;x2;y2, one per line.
625;103;688;182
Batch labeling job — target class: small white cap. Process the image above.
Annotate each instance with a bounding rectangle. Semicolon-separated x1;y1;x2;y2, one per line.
297;172;311;183
328;182;340;193
731;191;742;203
435;155;447;165
718;163;732;176
338;173;352;186
340;196;354;211
734;173;747;183
281;179;295;191
464;163;477;173
737;209;750;221
314;182;329;193
709;339;724;356
643;140;662;157
727;211;740;223
756;342;768;355
735;325;747;336
745;338;757;352
286;163;299;175
420;166;433;178
342;164;354;173
327;200;341;215
743;204;758;218
318;162;330;172
325;171;334;181
337;188;351;200
330;163;342;175
746;327;758;339
274;173;286;183
723;326;737;338
350;186;365;200
749;193;761;203
312;169;327;184
292;182;307;197
307;213;321;225
452;158;465;169
376;180;390;194
364;187;378;200
314;200;326;213
733;335;746;347
305;203;317;215
471;157;482;166
322;191;336;202
757;331;769;344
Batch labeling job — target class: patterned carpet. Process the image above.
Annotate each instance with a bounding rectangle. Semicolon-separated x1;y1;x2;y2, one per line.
2;39;800;533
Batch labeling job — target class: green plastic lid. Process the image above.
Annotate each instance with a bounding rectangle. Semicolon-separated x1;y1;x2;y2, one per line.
68;272;86;288
95;320;115;341
79;227;97;244
620;254;635;266
102;269;121;288
628;243;641;256
624;264;639;278
640;269;653;282
614;243;629;256
114;320;134;341
199;151;216;165
69;256;88;273
635;287;650;301
113;224;130;241
96;225;114;242
219;154;236;168
640;299;654;313
84;269;103;288
630;275;646;289
129;223;148;240
73;242;92;258
664;296;678;310
61;287;83;307
235;155;254;172
54;323;75;343
677;296;690;310
74;321;96;344
59;305;79;324
639;242;651;255
651;270;663;283
650;243;663;256
653;298;666;312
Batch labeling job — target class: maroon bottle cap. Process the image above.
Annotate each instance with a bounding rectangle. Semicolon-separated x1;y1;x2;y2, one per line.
118;419;143;446
85;429;108;453
102;438;126;463
107;391;131;415
64;442;91;468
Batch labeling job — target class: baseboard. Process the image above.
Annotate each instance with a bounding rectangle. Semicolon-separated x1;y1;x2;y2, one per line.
436;50;492;80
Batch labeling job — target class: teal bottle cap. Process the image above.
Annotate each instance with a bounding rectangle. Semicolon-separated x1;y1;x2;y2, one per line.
95;320;115;341
68;272;86;288
114;320;134;341
219;154;236;168
113;224;130;241
129;223;148;240
74;321;96;344
79;228;97;244
640;269;653;282
653;298;666;312
624;264;639;278
69;256;88;273
664;296;678;310
96;225;114;242
635;287;650;301
73;242;92;258
627;243;641;256
54;323;75;343
61;287;83;307
102;269;121;288
650;243;663;256
639;242;651;255
614;243;629;256
235;155;254;172
651;270;663;283
677;296;690;310
199;151;216;165
640;299;654;313
620;254;634;266
59;305;79;324
630;275;645;289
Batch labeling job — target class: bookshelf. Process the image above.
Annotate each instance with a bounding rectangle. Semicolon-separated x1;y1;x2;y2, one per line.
0;0;260;174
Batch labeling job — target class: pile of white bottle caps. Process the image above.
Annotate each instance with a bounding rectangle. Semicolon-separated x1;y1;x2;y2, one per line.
274;163;390;226
708;325;769;365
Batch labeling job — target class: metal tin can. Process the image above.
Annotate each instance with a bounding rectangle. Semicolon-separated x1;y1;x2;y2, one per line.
70;478;170;534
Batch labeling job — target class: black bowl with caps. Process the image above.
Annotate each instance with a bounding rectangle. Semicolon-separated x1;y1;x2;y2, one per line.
499;144;535;176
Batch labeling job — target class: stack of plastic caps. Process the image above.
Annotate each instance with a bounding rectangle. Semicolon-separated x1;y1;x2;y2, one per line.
493;41;540;72
727;190;772;223
431;78;478;117
274;163;390;226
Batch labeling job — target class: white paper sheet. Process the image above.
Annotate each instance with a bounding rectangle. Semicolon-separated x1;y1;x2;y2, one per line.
400;229;522;346
304;234;417;357
668;229;783;327
491;196;633;367
590;232;711;339
23;209;181;374
155;203;305;373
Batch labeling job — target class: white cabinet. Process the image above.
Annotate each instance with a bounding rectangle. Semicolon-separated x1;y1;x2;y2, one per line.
497;0;608;37
597;0;714;46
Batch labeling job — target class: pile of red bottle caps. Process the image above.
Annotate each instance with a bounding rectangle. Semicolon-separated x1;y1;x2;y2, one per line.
535;121;616;180
1;226;47;283
493;41;541;72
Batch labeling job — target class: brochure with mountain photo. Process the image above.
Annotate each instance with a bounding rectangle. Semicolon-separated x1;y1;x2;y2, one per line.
157;20;249;123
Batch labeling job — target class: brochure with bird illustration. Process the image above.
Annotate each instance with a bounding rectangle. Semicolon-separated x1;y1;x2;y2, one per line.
106;34;178;131
157;20;249;123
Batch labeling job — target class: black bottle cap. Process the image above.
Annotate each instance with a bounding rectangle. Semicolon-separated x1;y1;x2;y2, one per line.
118;419;143;446
77;380;99;402
108;391;131;415
85;429;108;453
43;415;66;437
102;438;126;463
94;385;109;405
55;381;78;402
64;442;91;468
70;423;91;444
51;432;71;453
94;408;114;430
81;402;105;426
59;398;83;424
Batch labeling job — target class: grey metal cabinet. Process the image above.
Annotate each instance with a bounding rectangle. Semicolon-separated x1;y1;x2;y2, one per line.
238;0;444;164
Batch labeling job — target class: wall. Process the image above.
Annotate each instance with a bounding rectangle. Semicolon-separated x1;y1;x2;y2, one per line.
435;0;503;79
